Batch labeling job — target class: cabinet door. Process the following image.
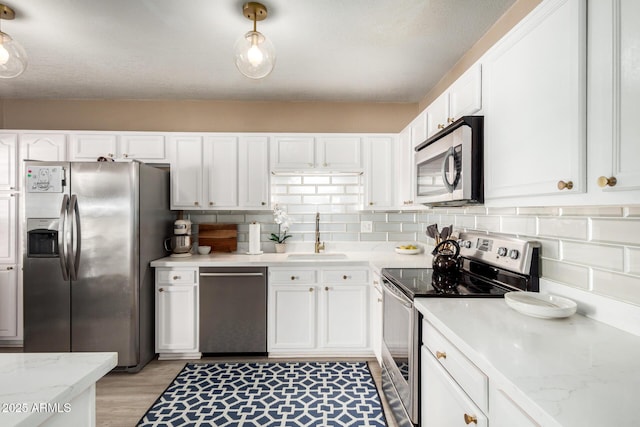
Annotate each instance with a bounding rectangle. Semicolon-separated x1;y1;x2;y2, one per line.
397;126;417;207
590;0;640;192
319;284;368;349
0;266;17;338
484;0;586;199
119;134;167;162
69;134;118;160
0;195;17;264
316;137;362;170
0;134;17;192
156;284;198;351
203;136;238;208
410;111;428;148
490;386;540;427
169;136;203;209
426;92;450;138
239;136;270;209
363;136;395;209
20;134;67;162
268;284;316;351
270;136;315;169
421;347;488;427
449;64;482;120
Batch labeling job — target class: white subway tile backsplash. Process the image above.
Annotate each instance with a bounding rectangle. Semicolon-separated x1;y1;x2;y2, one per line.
536;238;560;260
561;206;624;217
486;207;517;215
287;186;317;194
388;213;416;222
388;232;418;241
303;195;331;204
562;241;624;271
474;216;500;232
591;218;640;245
625;207;640;217
626;248;640;275
331;176;360;184
541;259;590;290
454;214;476;229
501;216;537;236
317;185;345;194
331;195;360;204
273;195;303;204
592;269;640;306
538;217;588;240
518;207;560;216
303;176;331;184
271;176;302;185
374;222;402;232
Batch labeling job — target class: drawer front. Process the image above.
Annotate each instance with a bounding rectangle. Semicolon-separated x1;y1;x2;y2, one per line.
270;269;317;284
422;319;488;412
322;268;369;284
157;268;197;284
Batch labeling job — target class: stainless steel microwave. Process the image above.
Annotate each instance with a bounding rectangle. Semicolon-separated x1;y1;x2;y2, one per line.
414;116;483;206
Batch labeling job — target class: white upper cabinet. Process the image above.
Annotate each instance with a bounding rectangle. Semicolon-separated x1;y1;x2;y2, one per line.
238;136;270;209
0;134;17;192
396;125;418;208
410;110;428;148
20;134;67;162
70;133;168;163
363;135;395;209
169;135;203;209
0;195;17;264
483;0;586;200
426;65;482;138
270;135;362;171
203;136;238;208
589;0;640;195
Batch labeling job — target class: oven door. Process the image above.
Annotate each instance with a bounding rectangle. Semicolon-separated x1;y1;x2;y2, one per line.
381;278;419;426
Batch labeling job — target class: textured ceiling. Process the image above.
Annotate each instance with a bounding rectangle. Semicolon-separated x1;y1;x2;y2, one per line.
0;0;516;102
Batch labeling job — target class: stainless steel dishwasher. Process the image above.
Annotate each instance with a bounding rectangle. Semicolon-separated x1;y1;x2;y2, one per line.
199;266;267;354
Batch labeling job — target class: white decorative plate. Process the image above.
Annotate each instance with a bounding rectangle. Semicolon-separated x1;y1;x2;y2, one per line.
505;292;577;319
395;247;421;255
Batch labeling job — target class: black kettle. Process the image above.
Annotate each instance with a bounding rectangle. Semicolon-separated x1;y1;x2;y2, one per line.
431;239;461;275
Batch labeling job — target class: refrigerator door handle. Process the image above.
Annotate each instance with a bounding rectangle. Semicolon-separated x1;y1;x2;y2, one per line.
68;194;82;280
58;194;70;281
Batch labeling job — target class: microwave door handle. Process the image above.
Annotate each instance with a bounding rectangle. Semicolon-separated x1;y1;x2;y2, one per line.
68;194;81;280
441;147;459;193
58;194;70;281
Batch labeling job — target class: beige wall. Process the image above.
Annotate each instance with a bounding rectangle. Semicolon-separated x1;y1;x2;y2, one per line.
1;0;542;133
0;99;417;133
418;0;543;111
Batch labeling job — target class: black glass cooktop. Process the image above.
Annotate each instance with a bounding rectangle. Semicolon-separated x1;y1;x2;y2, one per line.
381;267;513;300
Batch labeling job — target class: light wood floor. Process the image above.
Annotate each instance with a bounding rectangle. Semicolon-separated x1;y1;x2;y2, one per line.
96;356;399;427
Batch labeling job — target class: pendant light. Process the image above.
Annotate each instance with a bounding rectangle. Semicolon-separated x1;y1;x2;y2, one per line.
233;2;275;79
0;4;27;79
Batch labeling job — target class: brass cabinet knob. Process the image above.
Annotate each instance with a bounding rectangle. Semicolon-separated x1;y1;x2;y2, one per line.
447;117;455;123
173;276;181;280
309;287;314;292
597;176;617;188
557;180;574;190
291;276;296;281
194;201;199;206
325;286;329;291
159;288;164;292
464;414;478;425
436;351;446;360
123;153;129;158
323;162;328;167
369;202;374;206
437;124;445;130
108;153;114;158
343;275;348;280
377;298;382;303
6;266;13;270
209;201;214;206
261;201;266;205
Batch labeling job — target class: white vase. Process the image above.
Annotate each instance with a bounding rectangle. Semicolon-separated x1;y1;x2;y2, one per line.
274;243;287;253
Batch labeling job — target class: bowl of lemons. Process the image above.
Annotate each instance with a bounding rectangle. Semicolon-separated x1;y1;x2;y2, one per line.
395;244;421;255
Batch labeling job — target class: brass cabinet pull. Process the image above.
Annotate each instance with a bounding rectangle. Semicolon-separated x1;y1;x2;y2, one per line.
173;276;181;280
261;201;266;205
557;180;574;190
194;201;199;206
159;288;164;292
437;123;445;129
464;414;478;424
447;117;455;123
369;202;374;205
6;266;13;270
123;153;129;158
597;176;617;188
209;201;214;206
436;351;446;360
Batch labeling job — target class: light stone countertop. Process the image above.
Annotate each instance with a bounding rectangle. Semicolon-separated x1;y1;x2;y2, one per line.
415;298;640;427
0;352;117;427
150;250;433;272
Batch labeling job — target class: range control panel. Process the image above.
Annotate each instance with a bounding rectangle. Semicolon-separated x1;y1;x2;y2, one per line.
458;231;540;275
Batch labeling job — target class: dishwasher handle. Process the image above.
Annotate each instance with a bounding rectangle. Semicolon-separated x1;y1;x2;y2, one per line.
200;272;265;277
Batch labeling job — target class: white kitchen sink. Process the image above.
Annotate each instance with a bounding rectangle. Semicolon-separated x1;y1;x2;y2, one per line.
287;253;348;260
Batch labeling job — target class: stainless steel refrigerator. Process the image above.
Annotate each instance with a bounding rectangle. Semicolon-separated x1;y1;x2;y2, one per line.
23;161;172;372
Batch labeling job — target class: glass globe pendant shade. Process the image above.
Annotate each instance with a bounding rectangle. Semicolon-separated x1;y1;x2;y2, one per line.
0;31;26;78
234;30;275;79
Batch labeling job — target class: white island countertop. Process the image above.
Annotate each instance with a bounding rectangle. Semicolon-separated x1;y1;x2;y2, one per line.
0;352;117;427
415;298;640;427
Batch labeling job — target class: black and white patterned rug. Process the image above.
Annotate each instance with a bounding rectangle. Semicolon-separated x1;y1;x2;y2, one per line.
137;361;387;427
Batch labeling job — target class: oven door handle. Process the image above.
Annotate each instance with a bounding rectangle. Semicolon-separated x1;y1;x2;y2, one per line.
382;280;412;308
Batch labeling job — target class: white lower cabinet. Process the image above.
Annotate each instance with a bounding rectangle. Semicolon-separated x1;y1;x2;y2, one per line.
371;271;383;364
490;386;540;427
0;266;18;338
268;266;370;355
155;267;200;360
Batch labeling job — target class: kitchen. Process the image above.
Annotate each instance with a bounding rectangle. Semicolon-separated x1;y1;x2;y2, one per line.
2;0;640;426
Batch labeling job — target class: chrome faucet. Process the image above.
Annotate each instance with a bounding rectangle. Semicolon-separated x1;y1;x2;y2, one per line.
315;212;325;253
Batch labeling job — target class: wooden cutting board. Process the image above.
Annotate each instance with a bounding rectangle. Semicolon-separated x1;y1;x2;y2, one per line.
198;224;238;253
